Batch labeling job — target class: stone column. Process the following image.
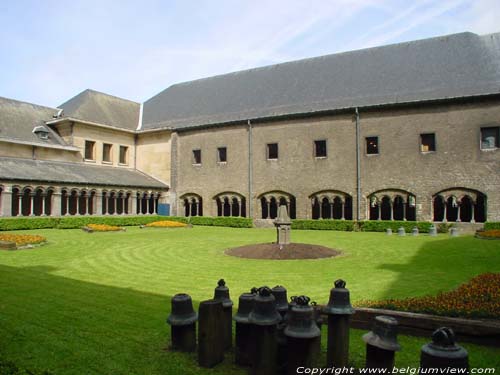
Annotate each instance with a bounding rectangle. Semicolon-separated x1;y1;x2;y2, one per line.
471;204;475;223
390;202;394;221
402;202;406;221
341;201;345;220
377;204;381;221
138;196;142;215
51;190;61;217
29;194;35;216
131;194;137;215
330;202;334;219
266;200;270;219
95;193;103;215
1;187;12;217
114;196;118;215
456;204;461;222
75;194;80;216
41;194;47;216
443;203;447;222
17;194;23;216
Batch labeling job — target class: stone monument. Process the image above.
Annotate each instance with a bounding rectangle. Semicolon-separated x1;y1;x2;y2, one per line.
274;205;291;246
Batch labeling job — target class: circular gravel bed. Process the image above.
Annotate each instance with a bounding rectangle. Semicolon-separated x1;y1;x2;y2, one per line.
225;242;340;260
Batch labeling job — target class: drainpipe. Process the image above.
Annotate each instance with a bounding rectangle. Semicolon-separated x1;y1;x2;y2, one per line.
355;108;361;221
248;120;253;218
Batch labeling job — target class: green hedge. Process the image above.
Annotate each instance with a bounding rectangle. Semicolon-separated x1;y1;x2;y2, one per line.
292;219;356;231
0;217;60;231
188;216;253;228
484;222;500;230
358;220;433;233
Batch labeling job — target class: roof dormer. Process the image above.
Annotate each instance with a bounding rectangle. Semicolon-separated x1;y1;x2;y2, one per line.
32;125;50;141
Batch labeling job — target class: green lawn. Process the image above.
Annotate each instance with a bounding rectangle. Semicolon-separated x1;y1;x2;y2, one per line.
0;227;499;374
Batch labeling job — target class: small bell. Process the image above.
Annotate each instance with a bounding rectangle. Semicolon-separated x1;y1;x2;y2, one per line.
284;296;320;339
362;315;401;352
420;327;469;370
429;225;437;236
234;293;255;324
167;293;198;326
213;279;233;307
397;227;406;236
248;286;282;326
412;227;419;236
271;285;289;315
322;279;355;315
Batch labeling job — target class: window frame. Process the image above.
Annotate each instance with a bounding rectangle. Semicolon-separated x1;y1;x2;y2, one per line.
266;143;279;160
314;139;328;158
119;145;129;165
480;126;499;150
365;136;379;155
192;149;202;165
217;146;227;163
420;133;436;153
102;143;113;163
84;140;96;161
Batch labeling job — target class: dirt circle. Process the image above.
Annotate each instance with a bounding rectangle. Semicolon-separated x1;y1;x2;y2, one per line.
225;243;340;260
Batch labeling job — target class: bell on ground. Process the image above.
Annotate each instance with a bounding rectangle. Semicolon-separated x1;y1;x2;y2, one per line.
213;279;233;307
412;227;419;236
284;296;320;339
362;315;401;352
322;279;355;315
248;286;282;326
429;225;437;236
420;327;469;370
234;293;255;324
397;227;406;236
167;293;198;326
271;285;289;314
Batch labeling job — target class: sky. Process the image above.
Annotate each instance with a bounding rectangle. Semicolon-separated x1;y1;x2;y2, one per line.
0;0;499;108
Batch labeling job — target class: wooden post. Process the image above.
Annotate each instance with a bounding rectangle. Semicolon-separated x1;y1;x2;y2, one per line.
171;324;196;352
366;345;395;370
235;322;252;366
198;300;224;368
222;306;232;349
327;314;350;368
287;336;320;375
251;324;277;375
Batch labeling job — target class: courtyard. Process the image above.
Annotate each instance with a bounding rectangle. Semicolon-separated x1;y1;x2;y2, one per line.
0;226;499;373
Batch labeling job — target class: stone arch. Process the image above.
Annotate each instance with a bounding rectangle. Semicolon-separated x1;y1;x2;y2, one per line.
259;191;295;219
367;189;416;221
309;190;352;220
432;187;486;223
180;193;203;217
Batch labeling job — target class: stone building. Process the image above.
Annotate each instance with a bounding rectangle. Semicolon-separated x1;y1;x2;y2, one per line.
1;32;499;223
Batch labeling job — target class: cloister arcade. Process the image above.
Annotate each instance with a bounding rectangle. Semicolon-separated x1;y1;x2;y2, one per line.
0;184;163;216
432;188;486;223
259;191;296;219
181;193;203;217
310;191;353;220
214;192;246;217
368;189;417;221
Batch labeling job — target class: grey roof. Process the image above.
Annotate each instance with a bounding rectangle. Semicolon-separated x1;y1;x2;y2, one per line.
0;157;168;189
0;96;69;147
59;89;140;131
142;32;500;130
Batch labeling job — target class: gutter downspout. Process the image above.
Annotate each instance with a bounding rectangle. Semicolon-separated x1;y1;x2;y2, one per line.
248;120;253;219
355;107;361;221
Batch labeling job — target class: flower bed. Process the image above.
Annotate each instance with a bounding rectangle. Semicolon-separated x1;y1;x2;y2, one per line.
83;224;124;232
356;273;500;319
0;233;46;247
476;229;500;239
144;220;188;228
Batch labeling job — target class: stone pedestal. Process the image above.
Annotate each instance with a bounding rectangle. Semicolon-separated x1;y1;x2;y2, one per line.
274;205;291;246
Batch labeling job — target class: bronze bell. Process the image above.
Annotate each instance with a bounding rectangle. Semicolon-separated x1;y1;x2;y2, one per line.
362;315;401;351
167;293;198;326
234;293;255;324
248;286;282;326
213;279;233;308
271;285;288;314
322;279;355;315
284;296;320;339
421;327;469;370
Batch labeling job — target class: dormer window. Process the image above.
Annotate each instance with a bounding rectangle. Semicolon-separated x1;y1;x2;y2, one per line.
32;126;50;141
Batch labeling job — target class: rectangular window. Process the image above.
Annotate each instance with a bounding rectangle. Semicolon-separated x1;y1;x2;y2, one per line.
420;133;436;152
366;137;379;155
84;140;95;160
481;127;499;149
314;140;327;157
103;143;113;162
267;143;278;160
217;147;227;163
119;145;129;164
192;149;201;164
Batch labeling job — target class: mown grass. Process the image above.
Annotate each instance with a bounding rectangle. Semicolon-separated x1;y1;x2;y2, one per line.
0;227;499;374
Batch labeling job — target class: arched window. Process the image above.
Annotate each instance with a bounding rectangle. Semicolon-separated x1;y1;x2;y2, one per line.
259;191;296;219
367;189;416;221
433;188;486;223
309;191;352;220
180;194;203;217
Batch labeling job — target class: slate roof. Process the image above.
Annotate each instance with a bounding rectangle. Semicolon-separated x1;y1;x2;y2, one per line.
0;96;69;147
59;89;140;131
142;32;500;130
0;157;168;189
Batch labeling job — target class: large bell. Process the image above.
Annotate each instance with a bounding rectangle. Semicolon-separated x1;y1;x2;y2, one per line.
167;293;198;326
362;315;401;352
271;285;288;314
234;293;255;324
248;286;282;326
213;279;233;308
284;296;320;339
322;279;355;315
420;327;469;370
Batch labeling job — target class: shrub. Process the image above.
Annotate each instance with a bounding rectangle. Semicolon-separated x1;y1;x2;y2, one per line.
356;273;500;319
145;220;187;228
188;216;253;228
358;220;433;233
291;219;355;231
0;233;46;246
484;222;500;230
437;222;453;233
0;217;59;231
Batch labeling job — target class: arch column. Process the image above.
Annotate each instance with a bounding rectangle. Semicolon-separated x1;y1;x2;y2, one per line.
266;200;270;219
41;193;47;216
402;200;407;221
389;201;394;221
29;193;35;216
131;193;137;215
377;202;381;221
17;194;22;216
456;204;461;222
340;200;345;220
443;202;448;222
1;187;12;217
330;202;334;219
51;190;61;217
470;204;475;223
